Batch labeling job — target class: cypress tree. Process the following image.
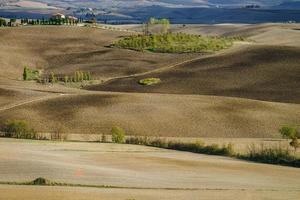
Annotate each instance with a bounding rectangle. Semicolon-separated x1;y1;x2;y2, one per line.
23;67;29;80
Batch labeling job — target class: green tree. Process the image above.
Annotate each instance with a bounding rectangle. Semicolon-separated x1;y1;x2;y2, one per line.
87;71;92;80
290;138;300;152
23;67;29;80
3;120;36;139
111;126;125;143
279;126;298;139
0;18;7;26
63;75;69;83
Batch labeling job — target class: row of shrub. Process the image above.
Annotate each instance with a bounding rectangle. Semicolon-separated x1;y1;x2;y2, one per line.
126;136;300;167
126;136;235;156
239;144;300;167
113;33;243;53
21;18;84;26
1;120;299;167
0;120;38;139
41;71;92;84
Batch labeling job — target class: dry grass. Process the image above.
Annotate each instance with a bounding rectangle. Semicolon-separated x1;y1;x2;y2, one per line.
0;138;300;200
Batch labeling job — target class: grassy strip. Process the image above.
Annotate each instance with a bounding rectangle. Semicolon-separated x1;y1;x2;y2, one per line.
0;177;199;191
126;137;300;168
238;144;300;168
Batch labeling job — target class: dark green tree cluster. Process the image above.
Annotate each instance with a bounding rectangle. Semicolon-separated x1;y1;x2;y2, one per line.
47;71;92;83
0;18;17;27
0;18;7;26
1;120;37;139
23;67;40;81
114;33;237;53
20;17;84;26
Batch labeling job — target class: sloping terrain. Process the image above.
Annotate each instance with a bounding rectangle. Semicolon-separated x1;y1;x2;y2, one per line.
1;92;299;137
0;26;197;80
0;139;299;200
87;45;300;103
0;24;299;138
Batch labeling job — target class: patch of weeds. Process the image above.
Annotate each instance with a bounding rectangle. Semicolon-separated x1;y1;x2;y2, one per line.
138;78;161;86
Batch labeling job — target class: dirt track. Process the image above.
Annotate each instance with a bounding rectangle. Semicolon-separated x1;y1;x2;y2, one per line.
0;138;299;200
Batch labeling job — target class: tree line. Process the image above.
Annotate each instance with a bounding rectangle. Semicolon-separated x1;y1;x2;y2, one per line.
23;67;92;84
0;17;85;27
0;18;17;27
20;17;84;26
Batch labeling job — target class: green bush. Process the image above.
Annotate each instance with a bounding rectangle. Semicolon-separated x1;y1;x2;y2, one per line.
31;177;50;185
2;120;37;139
111;126;126;143
279;126;299;139
138;78;161;86
290;138;300;152
0;18;7;26
23;67;40;81
279;125;300;152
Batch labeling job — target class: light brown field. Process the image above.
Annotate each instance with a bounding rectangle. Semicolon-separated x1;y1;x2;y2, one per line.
0;23;300;199
1;91;300;138
0;138;299;200
0;24;299;138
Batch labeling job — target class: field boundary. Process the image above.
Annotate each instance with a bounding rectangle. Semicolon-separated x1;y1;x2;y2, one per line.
0;179;299;192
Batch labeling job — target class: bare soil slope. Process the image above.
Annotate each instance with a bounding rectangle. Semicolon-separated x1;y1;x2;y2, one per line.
1;92;299;137
0;26;196;80
88;45;300;103
0;24;299;138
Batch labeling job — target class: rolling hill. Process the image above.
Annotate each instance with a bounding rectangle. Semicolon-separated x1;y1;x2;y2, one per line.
0;24;299;138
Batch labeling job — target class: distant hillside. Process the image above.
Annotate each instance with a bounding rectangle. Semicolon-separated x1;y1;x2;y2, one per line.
121;6;300;24
12;0;298;9
1;0;300;23
272;1;300;9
